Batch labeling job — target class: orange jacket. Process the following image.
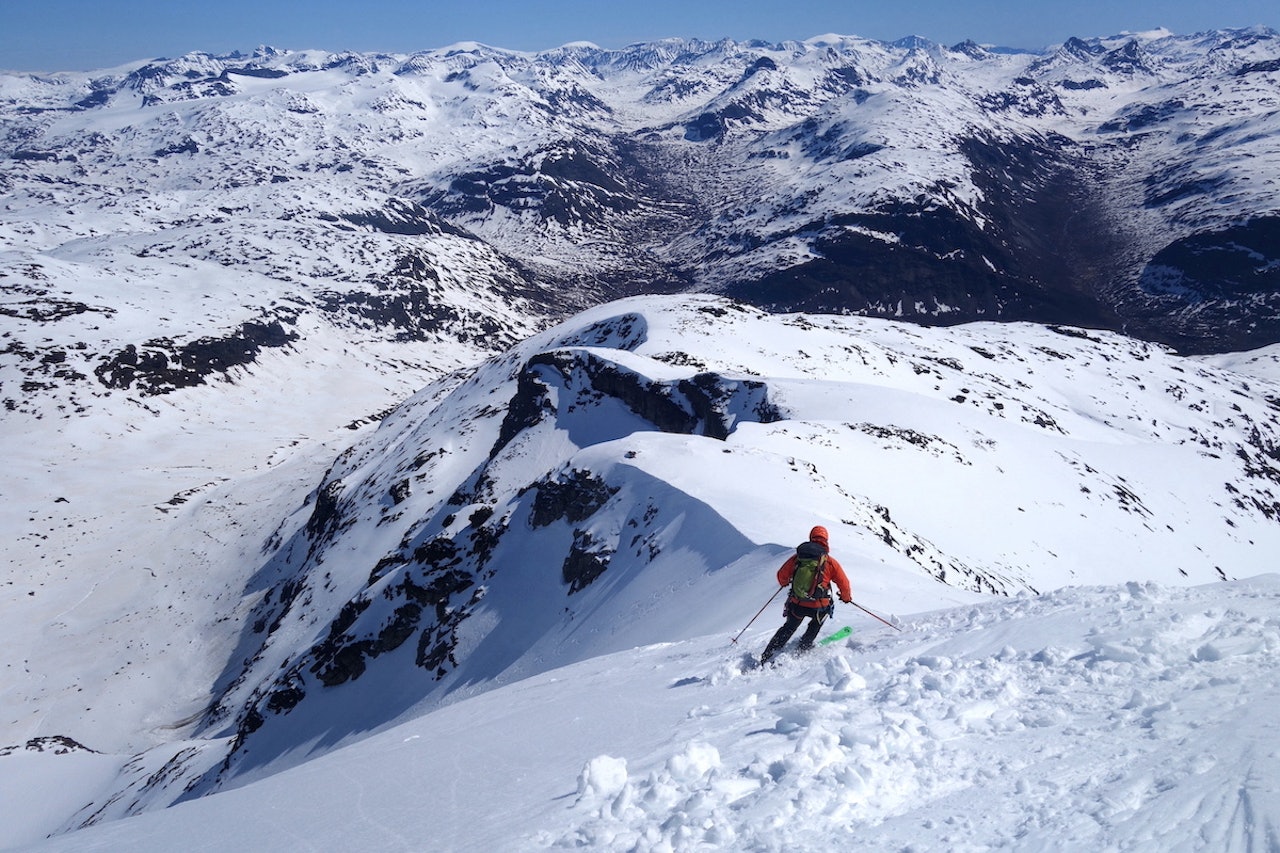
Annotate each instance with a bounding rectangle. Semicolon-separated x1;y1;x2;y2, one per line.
778;526;852;607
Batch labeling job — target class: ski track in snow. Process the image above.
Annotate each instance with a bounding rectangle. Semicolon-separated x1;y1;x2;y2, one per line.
548;578;1280;853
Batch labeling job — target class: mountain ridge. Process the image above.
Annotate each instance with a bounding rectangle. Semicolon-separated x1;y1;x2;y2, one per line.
36;293;1277;830
4;27;1280;846
4;27;1280;398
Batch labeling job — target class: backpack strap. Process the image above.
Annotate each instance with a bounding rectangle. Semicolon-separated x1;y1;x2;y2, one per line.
812;554;829;597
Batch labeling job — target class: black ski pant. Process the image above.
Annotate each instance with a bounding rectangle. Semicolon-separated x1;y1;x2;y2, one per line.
761;600;831;663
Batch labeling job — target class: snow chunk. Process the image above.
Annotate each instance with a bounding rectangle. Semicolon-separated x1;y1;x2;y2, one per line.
665;741;720;784
576;754;628;805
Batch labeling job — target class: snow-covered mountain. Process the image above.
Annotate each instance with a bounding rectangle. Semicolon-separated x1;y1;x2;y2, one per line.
4;28;1280;411
4;27;1280;849
8;292;1279;846
160;294;1280;788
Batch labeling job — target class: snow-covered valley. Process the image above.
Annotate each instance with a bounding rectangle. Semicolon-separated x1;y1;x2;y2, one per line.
3;25;1280;851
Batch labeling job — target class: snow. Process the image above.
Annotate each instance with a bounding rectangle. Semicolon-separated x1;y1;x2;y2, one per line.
1199;343;1280;384
11;575;1279;851
5;287;1280;845
4;27;1280;851
6;291;1278;847
8;26;1280;306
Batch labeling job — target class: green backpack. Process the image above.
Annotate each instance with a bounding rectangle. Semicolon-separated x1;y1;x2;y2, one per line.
790;540;829;601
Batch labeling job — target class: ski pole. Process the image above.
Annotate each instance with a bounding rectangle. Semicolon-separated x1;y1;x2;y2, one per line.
849;599;903;632
730;586;784;645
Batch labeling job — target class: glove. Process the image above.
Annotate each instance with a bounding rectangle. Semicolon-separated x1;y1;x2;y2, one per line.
840;596;852;604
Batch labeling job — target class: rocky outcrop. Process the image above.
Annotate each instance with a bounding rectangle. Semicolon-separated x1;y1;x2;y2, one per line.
93;317;299;395
495;347;782;455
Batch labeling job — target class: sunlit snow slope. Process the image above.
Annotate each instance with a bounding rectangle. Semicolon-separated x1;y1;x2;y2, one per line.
12;576;1280;852
2;288;1279;847
3;25;1280;852
12;294;1267;836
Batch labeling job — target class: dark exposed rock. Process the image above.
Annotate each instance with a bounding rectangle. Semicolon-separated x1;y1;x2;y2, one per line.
415;599;475;674
676;372;781;440
340;199;470;238
93;318;298;394
75;88;112;109
0;298;112;322
290;528;484;689
410;535;462;568
142;77;238;105
562;530;613;593
252;577;304;637
979;82;1066;117
0;735;98;756
1133;217;1280;353
1142;218;1280;299
1144;173;1229;209
305;478;346;541
567;352;696;434
318;284;466;343
154;137;200;157
226;66;291;79
390;478;412;505
402;566;474;613
743;56;778;78
1059;79;1106;90
423;141;642;225
495;346;783;457
1236;58;1280;75
492;356;562;452
326;597;373;642
1062;37;1106;59
951;40;989;60
530;469;620;528
684;112;726;142
730;131;1121;334
1099;100;1186;134
11;149;62;162
1100;40;1151;75
308;602;424;686
264;676;305;713
406;543;488;675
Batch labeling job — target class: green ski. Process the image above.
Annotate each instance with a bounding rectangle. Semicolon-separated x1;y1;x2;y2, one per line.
818;625;853;646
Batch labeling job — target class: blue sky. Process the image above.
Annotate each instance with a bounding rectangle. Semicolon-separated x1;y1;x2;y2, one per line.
2;0;1276;72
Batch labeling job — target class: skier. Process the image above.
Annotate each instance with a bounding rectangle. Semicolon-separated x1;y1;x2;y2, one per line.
760;525;852;665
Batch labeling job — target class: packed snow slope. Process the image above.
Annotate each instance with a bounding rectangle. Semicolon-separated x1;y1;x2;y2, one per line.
11;575;1280;852
8;293;1276;845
